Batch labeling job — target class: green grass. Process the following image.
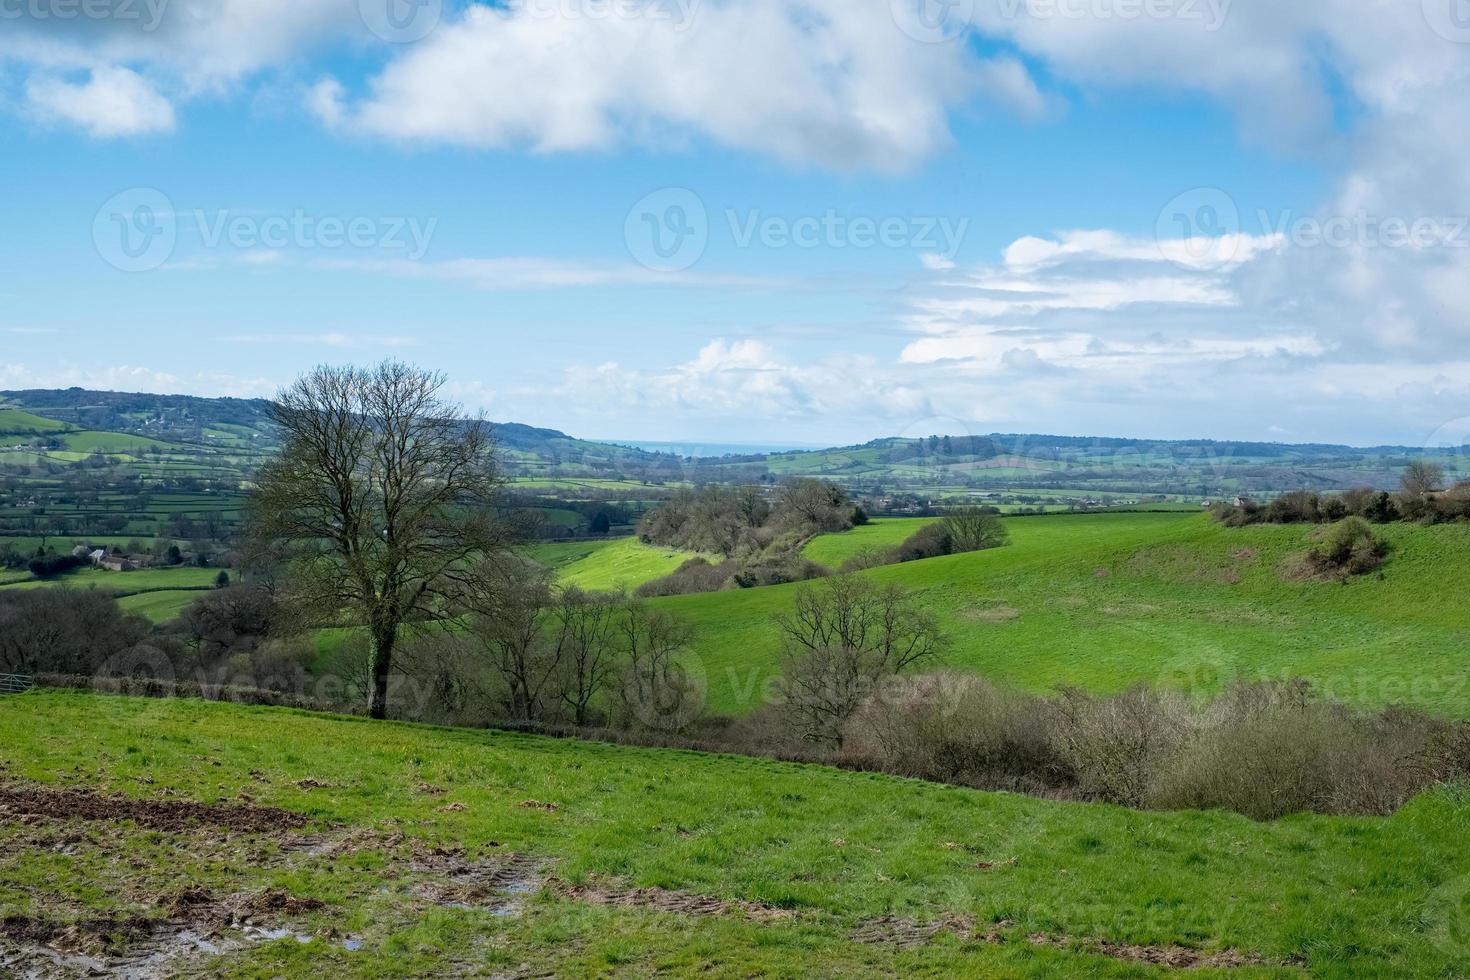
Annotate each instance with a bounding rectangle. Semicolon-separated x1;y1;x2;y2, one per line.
116;590;202;623
1;692;1468;977
0;565;223;594
58;430;179;453
0;408;70;433
527;537;711;592
802;517;935;567
666;512;1470;718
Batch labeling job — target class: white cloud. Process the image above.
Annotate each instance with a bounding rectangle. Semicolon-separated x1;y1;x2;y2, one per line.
312;256;783;290
25;66;175;137
224;333;419;348
0;362;277;399
556;339;932;424
312;0;1027;171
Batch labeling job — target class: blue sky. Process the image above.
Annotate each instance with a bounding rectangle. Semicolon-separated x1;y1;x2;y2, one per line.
2;1;1469;449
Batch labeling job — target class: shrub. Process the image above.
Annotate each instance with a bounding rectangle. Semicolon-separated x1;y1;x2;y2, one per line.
0;589;151;675
889;522;955;563
1305;517;1387;577
635;557;736;597
839;675;1469;819
844;673;1069;792
26;553;84;578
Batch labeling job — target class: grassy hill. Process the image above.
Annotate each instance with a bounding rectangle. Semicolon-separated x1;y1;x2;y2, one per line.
527;538;711;592
800;517;934;566
1;692;1468;977
666;512;1470;718
0;407;71;435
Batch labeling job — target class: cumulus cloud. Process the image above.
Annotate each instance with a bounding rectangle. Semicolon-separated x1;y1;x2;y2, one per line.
556;339;933;425
25;66;175;136
312;0;1026;170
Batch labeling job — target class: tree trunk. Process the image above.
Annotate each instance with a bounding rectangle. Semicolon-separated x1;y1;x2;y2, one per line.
368;623;396;720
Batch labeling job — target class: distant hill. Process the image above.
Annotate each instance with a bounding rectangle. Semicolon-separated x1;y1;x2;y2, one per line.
3;387;1462;495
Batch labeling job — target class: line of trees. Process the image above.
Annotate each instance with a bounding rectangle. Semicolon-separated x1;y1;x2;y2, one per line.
1215;461;1470;527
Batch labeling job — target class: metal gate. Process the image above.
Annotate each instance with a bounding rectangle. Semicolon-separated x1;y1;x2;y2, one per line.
0;674;33;694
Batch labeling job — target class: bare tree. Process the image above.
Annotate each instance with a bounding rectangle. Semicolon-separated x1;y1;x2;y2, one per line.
616;601;702;732
247;361;512;719
553;587;623;726
1400;459;1446;499
772;478;853;532
776;576;947;746
463;560;563;723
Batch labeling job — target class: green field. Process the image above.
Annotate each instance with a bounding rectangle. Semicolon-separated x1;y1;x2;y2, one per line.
527;537;710;592
0;407;70;433
801;517;934;567
116;589;207;623
1;692;1467;977
667;512;1470;717
57;430;180;453
0;565;223;595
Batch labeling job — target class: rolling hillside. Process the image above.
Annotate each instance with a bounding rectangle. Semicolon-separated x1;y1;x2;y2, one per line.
666;512;1470;718
2;693;1468;977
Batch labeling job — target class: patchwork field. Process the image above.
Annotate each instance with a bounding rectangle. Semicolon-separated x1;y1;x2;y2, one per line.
1;693;1468;977
0;565;226;623
668;512;1470;718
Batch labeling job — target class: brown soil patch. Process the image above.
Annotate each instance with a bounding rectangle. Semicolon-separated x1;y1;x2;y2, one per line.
849;914;979;949
549;878;792;924
1028;933;1266;969
0;783;307;834
0;914;155;954
411;852;546;914
848;914;1269;969
164;887;326;926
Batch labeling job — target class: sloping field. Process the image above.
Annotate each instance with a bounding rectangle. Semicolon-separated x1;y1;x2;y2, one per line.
527;537;710;592
671;513;1470;717
801;517;934;567
1;693;1467;977
0;408;70;434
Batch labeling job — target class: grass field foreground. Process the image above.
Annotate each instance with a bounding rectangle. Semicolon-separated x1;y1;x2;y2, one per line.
1;693;1469;977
